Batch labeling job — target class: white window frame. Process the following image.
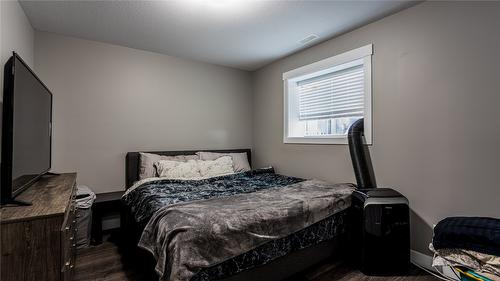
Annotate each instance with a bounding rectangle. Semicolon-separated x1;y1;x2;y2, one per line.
283;44;373;145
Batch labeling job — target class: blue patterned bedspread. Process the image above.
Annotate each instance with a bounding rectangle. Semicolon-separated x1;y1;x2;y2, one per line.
122;168;304;227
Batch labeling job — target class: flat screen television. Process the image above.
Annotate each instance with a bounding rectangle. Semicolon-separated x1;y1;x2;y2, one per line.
1;53;53;205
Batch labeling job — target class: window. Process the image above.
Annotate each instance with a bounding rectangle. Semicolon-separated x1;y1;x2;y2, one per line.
283;44;372;144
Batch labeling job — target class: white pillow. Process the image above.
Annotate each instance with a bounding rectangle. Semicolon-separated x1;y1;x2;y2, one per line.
155;156;234;180
139;152;199;180
196;152;251;172
155;160;201;179
198;156;234;178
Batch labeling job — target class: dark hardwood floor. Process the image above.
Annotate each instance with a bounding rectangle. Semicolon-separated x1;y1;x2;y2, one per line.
75;232;438;281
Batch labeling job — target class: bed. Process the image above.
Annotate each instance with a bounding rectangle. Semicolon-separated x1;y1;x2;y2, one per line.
121;149;355;281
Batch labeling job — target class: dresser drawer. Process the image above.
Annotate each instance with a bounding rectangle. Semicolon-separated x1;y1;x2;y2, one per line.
61;184;77;281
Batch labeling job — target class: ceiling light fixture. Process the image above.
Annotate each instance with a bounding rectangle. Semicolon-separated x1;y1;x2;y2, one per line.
183;0;251;10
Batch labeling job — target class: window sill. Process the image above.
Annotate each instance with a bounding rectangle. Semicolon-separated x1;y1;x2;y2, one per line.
284;136;372;145
283;136;349;145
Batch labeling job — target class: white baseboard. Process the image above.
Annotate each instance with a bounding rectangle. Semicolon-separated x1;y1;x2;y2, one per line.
412;250;461;280
411;250;435;272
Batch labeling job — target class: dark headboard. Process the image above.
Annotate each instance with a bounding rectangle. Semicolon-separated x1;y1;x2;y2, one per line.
125;149;251;189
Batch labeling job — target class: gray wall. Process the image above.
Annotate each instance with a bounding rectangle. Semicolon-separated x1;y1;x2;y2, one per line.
0;0;35;164
1;0;35;98
35;32;253;193
252;1;500;254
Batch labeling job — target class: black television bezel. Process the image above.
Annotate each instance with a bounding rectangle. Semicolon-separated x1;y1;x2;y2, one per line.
1;52;53;203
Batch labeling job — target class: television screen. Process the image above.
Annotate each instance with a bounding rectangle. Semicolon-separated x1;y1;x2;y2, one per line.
1;53;52;200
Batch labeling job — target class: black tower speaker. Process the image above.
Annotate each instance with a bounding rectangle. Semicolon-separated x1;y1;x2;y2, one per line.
347;119;410;275
351;188;410;275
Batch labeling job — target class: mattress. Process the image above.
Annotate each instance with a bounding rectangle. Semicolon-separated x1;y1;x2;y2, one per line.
122;168;354;281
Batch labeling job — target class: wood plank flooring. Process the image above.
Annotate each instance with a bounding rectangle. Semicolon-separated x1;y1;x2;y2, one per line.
75;233;439;281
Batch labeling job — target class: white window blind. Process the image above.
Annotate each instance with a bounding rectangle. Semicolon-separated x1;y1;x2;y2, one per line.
283;44;372;144
297;64;364;121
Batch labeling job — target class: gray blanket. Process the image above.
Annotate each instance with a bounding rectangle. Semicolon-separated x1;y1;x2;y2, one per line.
139;179;354;281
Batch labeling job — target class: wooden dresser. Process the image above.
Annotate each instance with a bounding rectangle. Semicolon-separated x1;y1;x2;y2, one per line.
1;173;77;281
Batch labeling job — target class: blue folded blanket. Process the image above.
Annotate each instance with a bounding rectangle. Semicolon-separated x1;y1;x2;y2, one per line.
433;217;500;256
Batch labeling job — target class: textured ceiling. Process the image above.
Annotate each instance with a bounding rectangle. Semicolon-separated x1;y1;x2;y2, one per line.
20;0;417;70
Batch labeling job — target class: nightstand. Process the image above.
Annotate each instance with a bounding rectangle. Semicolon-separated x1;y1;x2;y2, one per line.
91;190;125;245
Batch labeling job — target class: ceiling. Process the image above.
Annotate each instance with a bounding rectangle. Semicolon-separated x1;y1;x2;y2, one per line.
20;0;417;71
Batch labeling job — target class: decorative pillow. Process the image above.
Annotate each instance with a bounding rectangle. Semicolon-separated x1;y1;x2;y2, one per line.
196;152;251;172
197;156;234;178
139;152;199;180
154;160;201;179
154;156;234;179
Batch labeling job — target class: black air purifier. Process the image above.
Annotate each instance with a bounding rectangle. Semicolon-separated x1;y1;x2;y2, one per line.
348;119;410;275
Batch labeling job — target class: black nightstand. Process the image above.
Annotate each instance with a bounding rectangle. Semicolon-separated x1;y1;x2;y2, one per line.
91;190;125;245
